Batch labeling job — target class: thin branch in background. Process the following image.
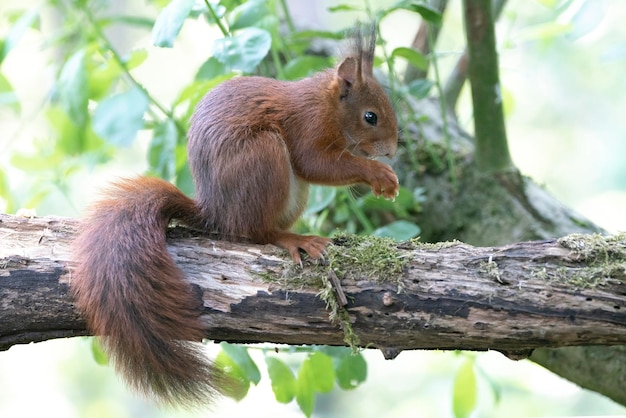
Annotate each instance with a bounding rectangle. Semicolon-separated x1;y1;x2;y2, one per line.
463;0;513;173
82;6;186;136
427;27;457;188
279;0;296;34
404;0;448;83
204;0;230;37
444;0;508;112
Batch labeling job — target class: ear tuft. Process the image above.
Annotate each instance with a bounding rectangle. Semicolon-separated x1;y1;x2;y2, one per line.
341;21;377;78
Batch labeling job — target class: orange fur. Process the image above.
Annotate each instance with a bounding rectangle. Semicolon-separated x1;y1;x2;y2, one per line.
72;22;398;407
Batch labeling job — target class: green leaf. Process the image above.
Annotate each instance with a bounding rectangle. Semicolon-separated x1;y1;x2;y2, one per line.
175;161;195;196
306;185;336;215
0;72;20;113
175;142;188;170
373;220;421;241
220;342;261;385
214;349;251;401
11;153;55;172
296;359;315;417
519;22;572;43
407;79;434;99
291;30;344;41
283;56;333;80
90;338;109;366
266;357;296;403
393;187;418;211
87;56;123;101
359;186;420;220
124;49;148;70
307;352;335;393
0;168;8;197
92;87;149;147
335;352;367;390
501;84;515;117
212;27;272;73
1;8;40;64
382;1;442;25
148;119;178;179
391;47;428;71
152;0;196;48
0;168;15;214
569;0;605;40
536;0;560;7
360;186;415;213
328;4;361;12
53;48;88;129
22;186;52;210
228;0;271;31
452;358;478;418
408;3;443;24
46;106;82;154
195;56;227;80
294;351;336;416
98;15;155;30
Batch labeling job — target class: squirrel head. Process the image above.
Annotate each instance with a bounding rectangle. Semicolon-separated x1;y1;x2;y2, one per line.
333;22;398;159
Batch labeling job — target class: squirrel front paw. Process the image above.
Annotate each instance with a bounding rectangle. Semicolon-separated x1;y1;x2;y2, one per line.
368;163;399;200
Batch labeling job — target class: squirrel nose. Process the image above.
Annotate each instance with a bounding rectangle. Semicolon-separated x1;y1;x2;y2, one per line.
385;140;398;158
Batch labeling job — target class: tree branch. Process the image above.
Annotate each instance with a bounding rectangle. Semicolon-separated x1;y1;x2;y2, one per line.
2;213;625;354
443;0;508;111
463;0;513;172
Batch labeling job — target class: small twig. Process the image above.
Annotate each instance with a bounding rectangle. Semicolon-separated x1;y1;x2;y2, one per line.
328;269;348;307
203;0;230;37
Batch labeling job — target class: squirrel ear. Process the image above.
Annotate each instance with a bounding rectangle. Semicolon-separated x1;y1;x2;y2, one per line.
336;57;359;98
337;56;358;84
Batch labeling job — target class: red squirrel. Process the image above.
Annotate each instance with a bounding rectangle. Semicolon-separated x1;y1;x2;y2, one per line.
72;23;398;407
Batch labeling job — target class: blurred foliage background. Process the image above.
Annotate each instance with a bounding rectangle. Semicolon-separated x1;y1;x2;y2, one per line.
1;0;626;417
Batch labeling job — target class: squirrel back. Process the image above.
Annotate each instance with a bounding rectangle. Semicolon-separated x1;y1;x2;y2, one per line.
72;22;398;407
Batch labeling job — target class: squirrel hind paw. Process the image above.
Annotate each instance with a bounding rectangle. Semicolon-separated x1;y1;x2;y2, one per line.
273;233;331;264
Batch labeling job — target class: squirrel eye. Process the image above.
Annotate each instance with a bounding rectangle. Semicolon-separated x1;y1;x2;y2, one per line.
364;111;377;126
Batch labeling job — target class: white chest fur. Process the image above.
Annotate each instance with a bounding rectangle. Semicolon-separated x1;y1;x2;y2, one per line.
278;167;309;229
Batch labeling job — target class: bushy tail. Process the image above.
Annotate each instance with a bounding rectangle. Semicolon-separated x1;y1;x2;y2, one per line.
72;177;224;407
